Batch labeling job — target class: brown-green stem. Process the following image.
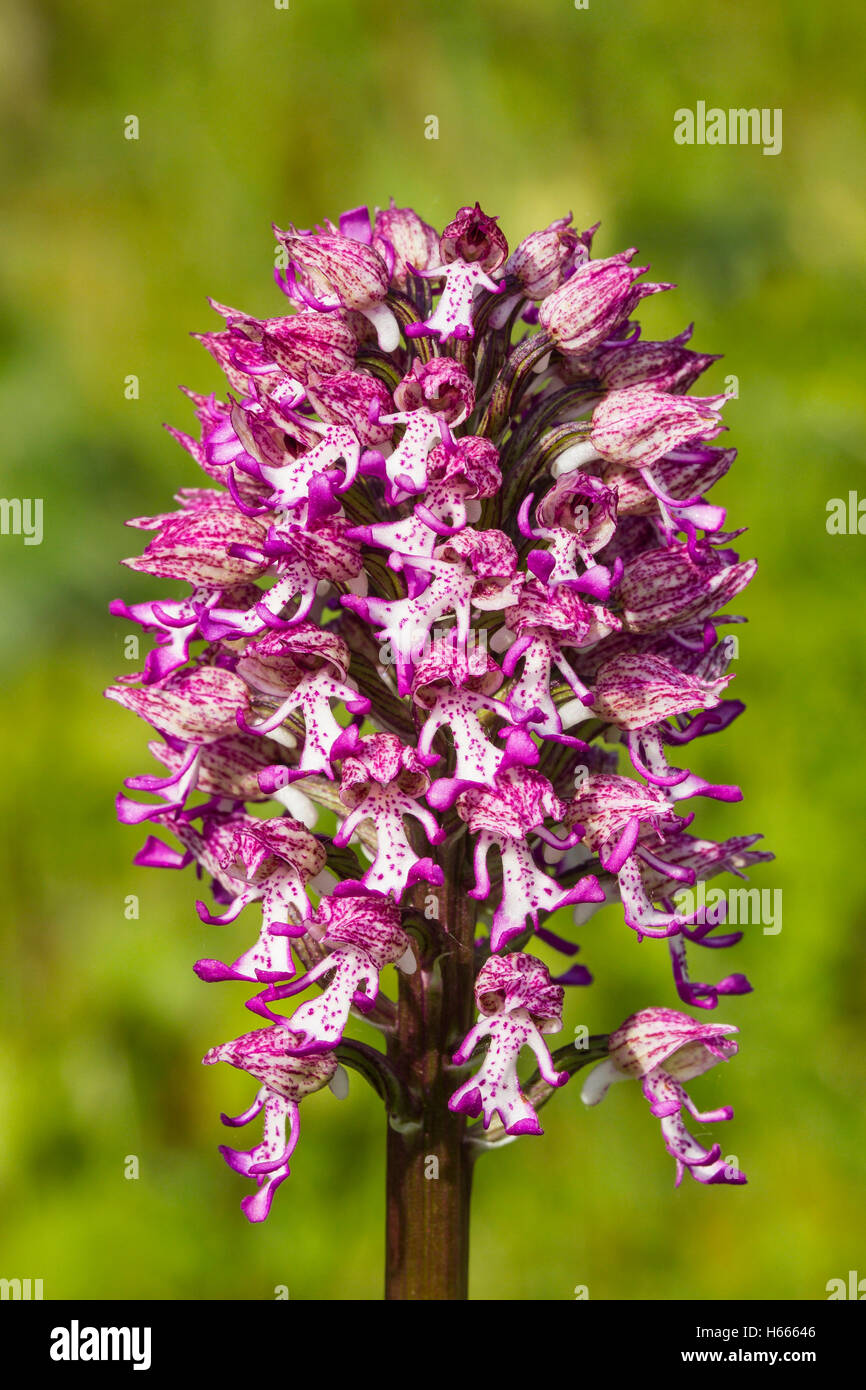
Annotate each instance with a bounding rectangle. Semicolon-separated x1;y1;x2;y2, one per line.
384;841;477;1299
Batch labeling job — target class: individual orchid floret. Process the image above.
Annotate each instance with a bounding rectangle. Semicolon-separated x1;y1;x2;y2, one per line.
406;204;507;342
372;200;440;286
589;384;728;483
520;471;619;594
566;773;704;938
449;953;567;1135
121;489;271;588
490;216;597;329
590;650;733;786
539;250;673;356
437;528;522;620
331;732;445;898
412;635;511;808
581;1008;746;1186
499;582;620;735
105;666;252;824
276;224;400;351
436;525;518;586
234;624;370;782
458;765;604;950
617;540;757;636
504;215;590;301
425;436;502;521
203;1024;341;1222
250;890;414;1051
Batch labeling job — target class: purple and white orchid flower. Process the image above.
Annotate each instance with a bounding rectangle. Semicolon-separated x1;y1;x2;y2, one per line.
107;200;768;1276
582;1008;746;1186
204;1025;343;1222
450;953;567;1135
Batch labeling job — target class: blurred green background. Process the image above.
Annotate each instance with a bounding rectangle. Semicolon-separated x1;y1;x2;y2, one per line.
1;0;865;1301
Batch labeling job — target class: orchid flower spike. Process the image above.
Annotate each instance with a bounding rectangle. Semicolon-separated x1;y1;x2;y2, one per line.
107;199;769;1244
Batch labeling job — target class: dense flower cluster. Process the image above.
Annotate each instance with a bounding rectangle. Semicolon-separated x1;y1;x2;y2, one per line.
107;200;771;1220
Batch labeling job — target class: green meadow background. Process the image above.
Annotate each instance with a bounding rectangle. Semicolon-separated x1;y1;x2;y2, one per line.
1;0;864;1300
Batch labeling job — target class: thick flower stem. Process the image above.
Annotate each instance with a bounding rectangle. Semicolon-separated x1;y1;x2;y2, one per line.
384;850;477;1300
